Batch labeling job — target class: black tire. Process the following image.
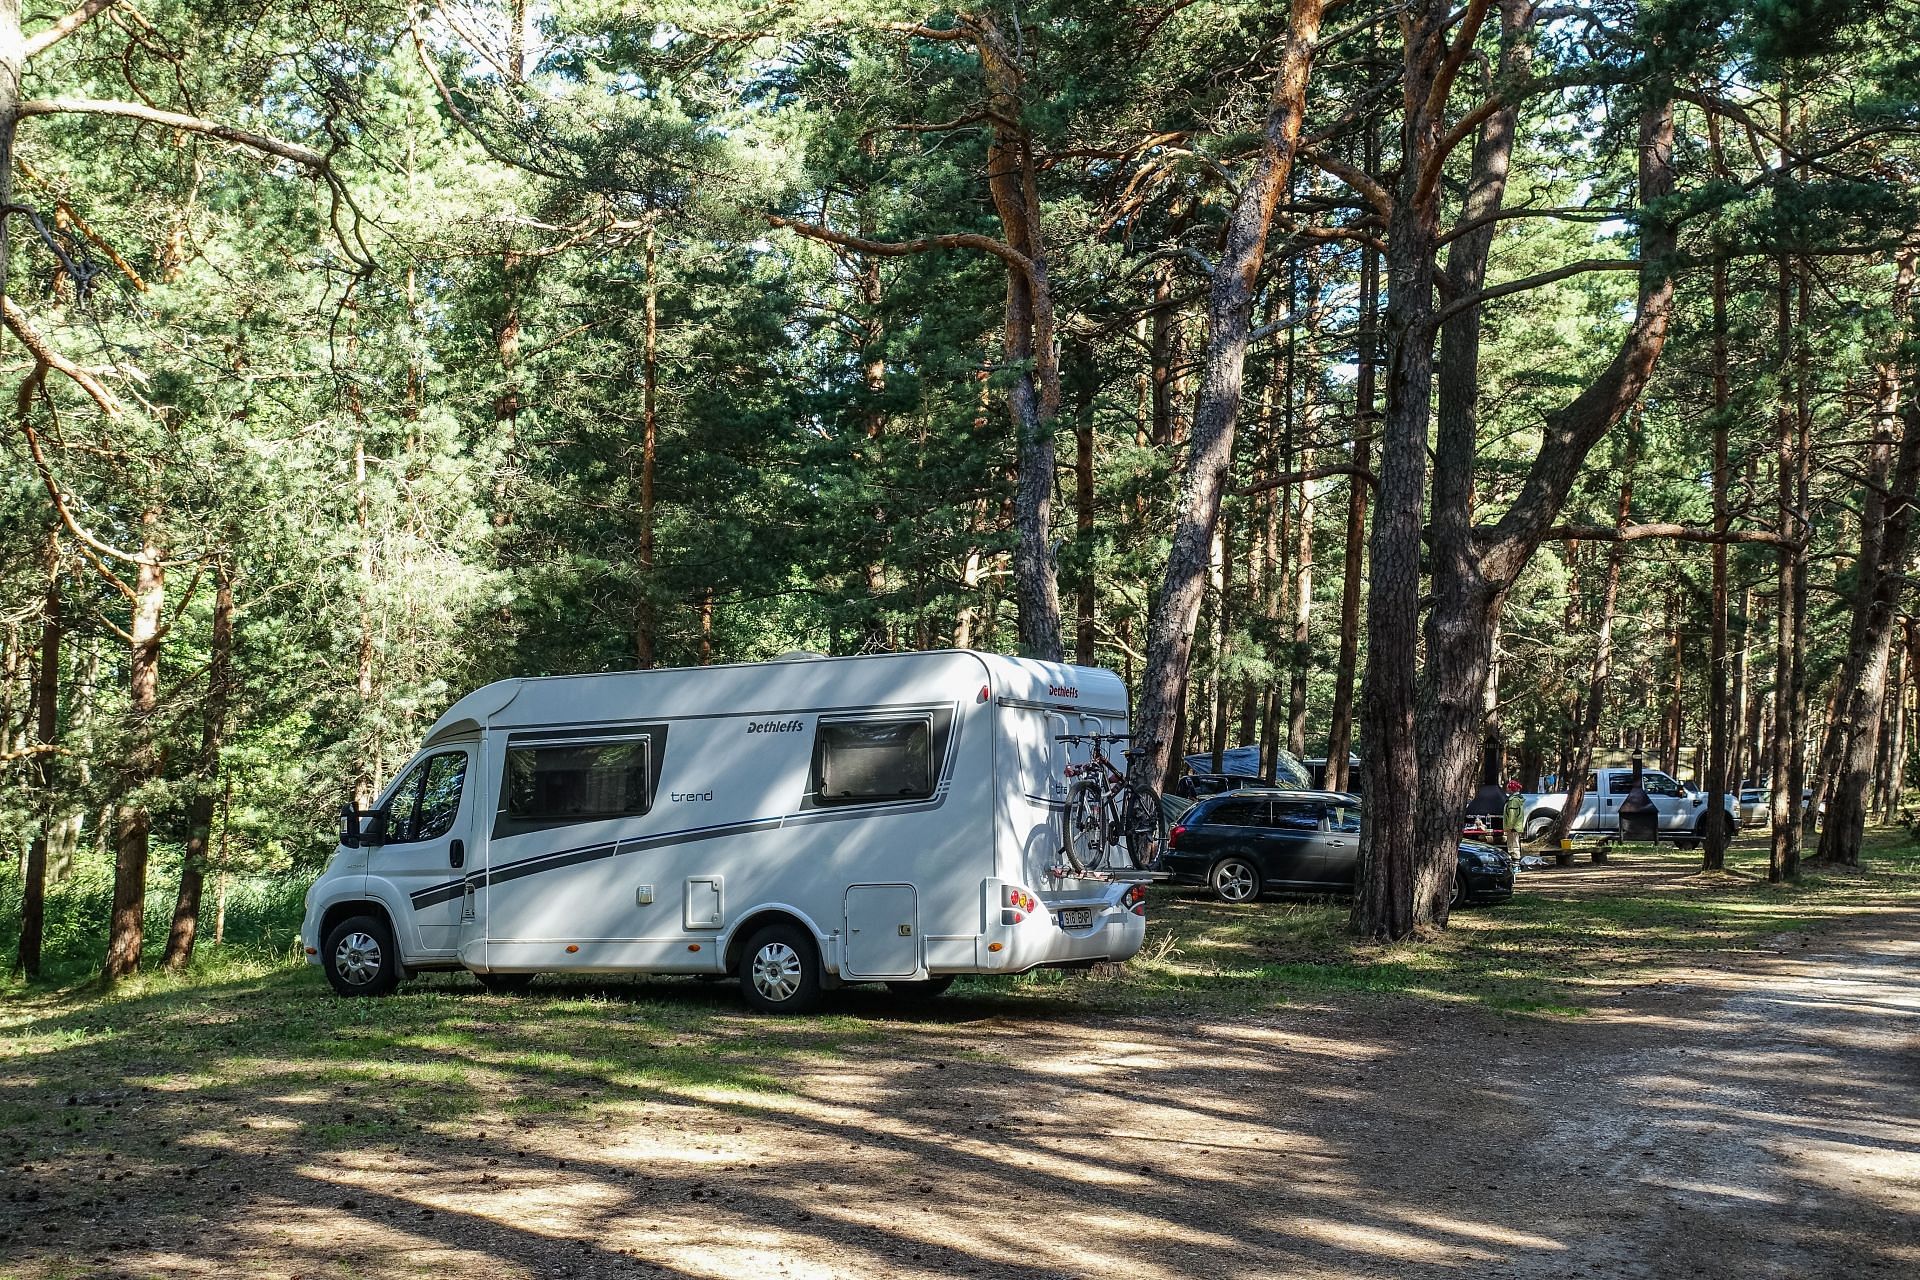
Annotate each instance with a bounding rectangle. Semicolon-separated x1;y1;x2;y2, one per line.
737;923;823;1015
1059;779;1107;873
1122;783;1168;869
1451;872;1468;909
1210;856;1263;904
322;913;400;998
886;976;956;1002
1523;814;1558;843
1675;837;1699;851
476;971;538;994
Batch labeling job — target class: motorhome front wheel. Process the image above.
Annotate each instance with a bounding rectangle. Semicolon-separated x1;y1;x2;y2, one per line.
322;914;399;998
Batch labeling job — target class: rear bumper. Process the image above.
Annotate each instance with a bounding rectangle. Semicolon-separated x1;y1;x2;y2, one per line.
1156;850;1211;886
975;890;1146;973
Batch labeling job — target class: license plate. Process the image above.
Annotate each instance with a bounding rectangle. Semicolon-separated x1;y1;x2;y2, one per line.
1057;908;1093;929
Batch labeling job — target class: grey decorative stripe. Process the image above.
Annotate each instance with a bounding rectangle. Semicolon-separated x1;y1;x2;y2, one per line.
407;794;947;912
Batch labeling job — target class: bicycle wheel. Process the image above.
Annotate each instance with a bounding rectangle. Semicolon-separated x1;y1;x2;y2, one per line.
1058;778;1109;874
1121;783;1168;869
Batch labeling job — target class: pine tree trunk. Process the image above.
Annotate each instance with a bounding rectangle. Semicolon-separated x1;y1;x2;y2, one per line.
1704;243;1733;870
636;226;659;668
164;559;235;969
102;510;165;984
1288;471;1314;759
1073;345;1097;665
1877;637;1908;824
1663;598;1682;776
1768;228;1805;880
1551;450;1634;847
1130;0;1325;793
15;530;59;978
1816;250;1918;863
1325;216;1377;794
966;16;1064;662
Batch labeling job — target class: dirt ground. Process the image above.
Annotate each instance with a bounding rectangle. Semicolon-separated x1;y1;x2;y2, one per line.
5;864;1918;1279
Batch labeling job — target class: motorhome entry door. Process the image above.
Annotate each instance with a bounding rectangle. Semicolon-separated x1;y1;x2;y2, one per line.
843;884;919;978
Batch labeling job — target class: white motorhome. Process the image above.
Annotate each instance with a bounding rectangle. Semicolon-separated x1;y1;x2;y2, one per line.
298;650;1149;1012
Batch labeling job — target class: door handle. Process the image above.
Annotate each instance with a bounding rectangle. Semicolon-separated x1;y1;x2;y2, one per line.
449;838;466;869
1326;840;1346;847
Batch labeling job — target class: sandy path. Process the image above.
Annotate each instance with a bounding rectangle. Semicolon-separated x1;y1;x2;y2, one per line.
5;912;1916;1278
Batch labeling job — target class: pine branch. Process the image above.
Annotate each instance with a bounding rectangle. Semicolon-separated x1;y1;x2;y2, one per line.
16;98;326;170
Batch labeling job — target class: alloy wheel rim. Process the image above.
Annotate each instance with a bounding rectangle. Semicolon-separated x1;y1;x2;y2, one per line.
751;942;803;1001
334;931;382;985
1218;864;1254;901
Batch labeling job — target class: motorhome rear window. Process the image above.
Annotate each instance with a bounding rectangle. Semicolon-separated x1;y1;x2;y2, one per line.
504;739;652;827
813;718;933;803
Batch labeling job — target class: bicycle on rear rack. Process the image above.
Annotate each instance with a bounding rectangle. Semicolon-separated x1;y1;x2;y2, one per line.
1054;733;1168;874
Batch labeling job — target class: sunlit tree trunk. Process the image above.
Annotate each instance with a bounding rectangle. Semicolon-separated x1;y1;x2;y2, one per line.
102;509;165;983
1326;218;1377;794
164;558;235;969
636;226;660;668
1130;0;1326;793
15;529;59;977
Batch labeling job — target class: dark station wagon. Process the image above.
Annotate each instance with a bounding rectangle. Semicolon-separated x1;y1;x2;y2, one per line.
1160;789;1515;907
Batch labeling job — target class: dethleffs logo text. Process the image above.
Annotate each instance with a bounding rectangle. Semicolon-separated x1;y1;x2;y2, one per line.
747;718;805;734
1048;685;1079;699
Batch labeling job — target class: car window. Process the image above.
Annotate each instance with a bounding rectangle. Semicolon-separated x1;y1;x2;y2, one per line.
1325;803;1361;833
1583;773;1597;794
1268;800;1322;831
1202;799;1267;826
1641;772;1684;798
1608;773;1636;795
383;750;467;845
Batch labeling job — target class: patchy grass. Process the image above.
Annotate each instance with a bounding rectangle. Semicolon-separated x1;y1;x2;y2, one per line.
3;827;1912;1173
970;827;1920;1018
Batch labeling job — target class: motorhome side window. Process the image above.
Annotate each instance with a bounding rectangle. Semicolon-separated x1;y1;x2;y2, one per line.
384;751;467;844
503;739;652;830
812;717;933;803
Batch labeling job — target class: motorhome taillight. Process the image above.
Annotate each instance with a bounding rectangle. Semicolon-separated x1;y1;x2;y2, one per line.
1002;886;1036;911
1123;884;1147;917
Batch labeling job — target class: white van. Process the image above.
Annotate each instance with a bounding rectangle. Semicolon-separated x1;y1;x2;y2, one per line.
298;650;1149;1012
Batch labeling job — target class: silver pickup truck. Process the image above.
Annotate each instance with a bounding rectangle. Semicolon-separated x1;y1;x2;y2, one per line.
1521;767;1740;848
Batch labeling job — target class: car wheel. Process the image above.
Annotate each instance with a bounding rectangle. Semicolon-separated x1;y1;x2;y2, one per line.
1523;815;1557;843
886;976;956;1002
1450;872;1467;910
1675;837;1699;851
1210;857;1262;904
476;972;538;994
738;923;823;1015
323;913;399;998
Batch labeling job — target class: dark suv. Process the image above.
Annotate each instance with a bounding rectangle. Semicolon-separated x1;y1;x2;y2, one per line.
1159;789;1514;906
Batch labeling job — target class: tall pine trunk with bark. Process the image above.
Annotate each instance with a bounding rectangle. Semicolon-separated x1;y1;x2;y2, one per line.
102;510;165;983
164;559;236;969
15;529;59;977
1131;0;1327;794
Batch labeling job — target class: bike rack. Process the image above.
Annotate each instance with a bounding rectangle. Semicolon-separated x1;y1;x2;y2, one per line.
1045;863;1167;883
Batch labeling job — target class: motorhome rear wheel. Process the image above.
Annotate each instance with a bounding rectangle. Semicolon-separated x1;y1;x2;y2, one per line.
739;922;823;1015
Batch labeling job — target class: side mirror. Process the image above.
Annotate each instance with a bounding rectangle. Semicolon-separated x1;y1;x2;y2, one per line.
339;802;388;850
